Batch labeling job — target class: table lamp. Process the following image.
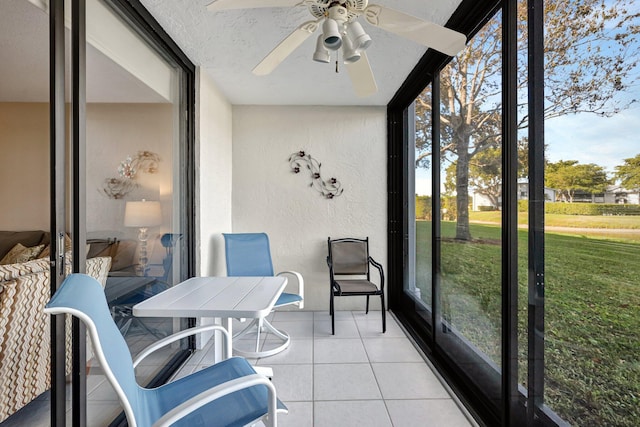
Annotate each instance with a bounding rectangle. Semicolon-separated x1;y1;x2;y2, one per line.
124;199;162;276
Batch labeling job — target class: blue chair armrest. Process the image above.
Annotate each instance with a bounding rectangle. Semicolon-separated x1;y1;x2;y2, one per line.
133;324;231;368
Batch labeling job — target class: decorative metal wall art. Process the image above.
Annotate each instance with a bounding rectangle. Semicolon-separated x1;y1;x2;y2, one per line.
100;151;161;199
289;151;343;199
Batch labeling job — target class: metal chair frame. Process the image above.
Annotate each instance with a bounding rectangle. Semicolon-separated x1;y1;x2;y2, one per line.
45;274;286;427
327;237;386;335
223;233;304;356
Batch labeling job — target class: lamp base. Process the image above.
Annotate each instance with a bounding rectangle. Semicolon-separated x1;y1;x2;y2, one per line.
136;227;149;276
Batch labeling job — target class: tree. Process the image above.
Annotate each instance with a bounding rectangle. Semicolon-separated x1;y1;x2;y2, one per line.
469;147;503;209
614;153;640;190
415;0;640;240
545;160;610;202
416;195;432;220
466;139;530;210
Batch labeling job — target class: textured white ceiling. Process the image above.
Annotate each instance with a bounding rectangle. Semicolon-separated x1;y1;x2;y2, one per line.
1;0;463;105
139;0;463;106
0;0;169;103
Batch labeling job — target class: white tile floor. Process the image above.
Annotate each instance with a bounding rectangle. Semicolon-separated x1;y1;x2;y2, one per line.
1;311;477;427
174;311;477;427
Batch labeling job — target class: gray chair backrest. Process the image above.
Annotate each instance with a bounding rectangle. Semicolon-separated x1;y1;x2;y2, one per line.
330;240;369;275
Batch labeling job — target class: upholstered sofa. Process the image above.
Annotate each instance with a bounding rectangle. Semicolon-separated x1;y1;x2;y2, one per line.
0;231;111;423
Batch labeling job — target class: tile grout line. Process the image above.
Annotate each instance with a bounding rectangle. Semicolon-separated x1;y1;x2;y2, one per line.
356;310;396;426
388;311;479;427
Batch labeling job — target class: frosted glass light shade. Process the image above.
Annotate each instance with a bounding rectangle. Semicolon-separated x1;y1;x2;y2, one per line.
346;21;371;51
322;18;342;50
313;35;331;63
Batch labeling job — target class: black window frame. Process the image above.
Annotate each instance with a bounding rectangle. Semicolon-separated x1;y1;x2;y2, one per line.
386;0;557;425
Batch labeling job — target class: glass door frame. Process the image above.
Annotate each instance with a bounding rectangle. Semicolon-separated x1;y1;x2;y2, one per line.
49;0;68;425
49;1;196;426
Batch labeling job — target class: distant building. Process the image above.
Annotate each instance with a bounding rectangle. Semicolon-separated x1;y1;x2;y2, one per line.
469;179;556;211
572;185;640;204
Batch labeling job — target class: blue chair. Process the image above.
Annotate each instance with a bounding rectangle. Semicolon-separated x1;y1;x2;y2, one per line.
45;274;287;427
223;233;304;354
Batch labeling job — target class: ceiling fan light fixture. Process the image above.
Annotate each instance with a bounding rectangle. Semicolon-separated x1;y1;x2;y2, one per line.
346;21;371;51
342;34;361;64
322;18;342;50
313;34;331;63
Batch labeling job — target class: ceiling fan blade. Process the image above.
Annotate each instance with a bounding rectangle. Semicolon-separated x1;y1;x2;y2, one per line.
346;52;378;97
207;0;302;12
364;5;467;57
252;21;319;76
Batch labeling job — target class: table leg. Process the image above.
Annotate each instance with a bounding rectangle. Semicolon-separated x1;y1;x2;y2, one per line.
213;317;233;363
225;317;232;359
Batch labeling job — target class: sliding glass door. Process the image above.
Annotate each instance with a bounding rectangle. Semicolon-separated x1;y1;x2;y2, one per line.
38;0;195;425
390;0;640;426
82;0;194;424
435;9;504;414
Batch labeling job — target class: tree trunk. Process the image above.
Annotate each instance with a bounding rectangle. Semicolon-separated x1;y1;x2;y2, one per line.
455;144;472;240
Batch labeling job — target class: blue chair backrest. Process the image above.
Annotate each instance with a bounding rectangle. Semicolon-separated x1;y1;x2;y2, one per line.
223;233;275;277
45;274;142;422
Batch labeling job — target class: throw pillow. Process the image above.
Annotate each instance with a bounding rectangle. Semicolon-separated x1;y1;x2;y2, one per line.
0;243;45;265
110;239;137;272
87;238;119;259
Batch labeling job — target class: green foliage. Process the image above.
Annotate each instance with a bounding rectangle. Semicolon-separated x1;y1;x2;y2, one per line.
441;196;458;220
505;199;640;216
477;205;497;211
415;195;432;220
545;160;611;202
545;203;640;216
518;199;528;212
615;154;640;190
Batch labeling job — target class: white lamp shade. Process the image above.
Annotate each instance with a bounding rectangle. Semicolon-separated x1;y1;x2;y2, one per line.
124;200;162;227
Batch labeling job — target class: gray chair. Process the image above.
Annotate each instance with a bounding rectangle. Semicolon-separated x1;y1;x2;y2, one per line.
327;237;385;335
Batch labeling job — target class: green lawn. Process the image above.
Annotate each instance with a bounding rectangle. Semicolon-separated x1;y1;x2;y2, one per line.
470;210;640;230
415;220;640;427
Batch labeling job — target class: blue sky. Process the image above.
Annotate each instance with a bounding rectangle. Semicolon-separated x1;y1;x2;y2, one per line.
545;104;640;172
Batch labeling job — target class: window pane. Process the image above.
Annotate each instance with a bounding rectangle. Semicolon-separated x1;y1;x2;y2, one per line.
85;0;189;424
436;8;503;407
412;86;433;320
542;0;640;424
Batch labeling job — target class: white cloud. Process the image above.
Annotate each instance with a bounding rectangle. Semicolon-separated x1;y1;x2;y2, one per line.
545;107;640;172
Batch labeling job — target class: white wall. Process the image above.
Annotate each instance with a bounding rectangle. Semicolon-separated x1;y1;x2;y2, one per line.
196;69;233;276
0;103;49;231
0;102;172;236
86;103;173;239
232;105;387;311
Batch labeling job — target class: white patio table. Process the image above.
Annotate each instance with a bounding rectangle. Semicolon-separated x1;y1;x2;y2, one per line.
132;276;290;362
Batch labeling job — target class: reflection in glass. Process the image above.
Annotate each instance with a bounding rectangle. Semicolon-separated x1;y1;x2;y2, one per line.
436;6;503;389
412;85;433;315
84;0;187;424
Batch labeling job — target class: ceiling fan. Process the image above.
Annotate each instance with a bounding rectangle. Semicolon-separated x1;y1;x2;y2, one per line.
207;0;467;97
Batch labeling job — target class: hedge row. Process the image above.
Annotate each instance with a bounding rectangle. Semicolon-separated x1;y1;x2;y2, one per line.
517;200;640;215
